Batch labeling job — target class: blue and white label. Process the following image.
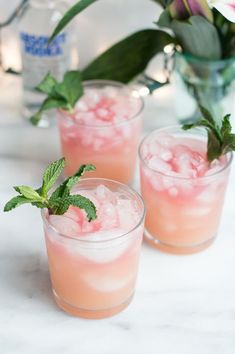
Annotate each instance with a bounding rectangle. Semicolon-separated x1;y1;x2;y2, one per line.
20;32;66;57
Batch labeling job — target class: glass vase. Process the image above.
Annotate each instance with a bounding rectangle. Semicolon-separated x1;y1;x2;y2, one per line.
174;52;235;124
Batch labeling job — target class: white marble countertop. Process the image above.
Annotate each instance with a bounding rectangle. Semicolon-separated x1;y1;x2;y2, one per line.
0;75;235;354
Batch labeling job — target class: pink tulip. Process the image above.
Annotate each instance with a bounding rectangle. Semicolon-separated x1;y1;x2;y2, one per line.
169;0;213;21
208;1;235;22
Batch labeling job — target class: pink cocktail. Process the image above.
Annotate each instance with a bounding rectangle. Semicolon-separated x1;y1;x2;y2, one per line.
42;179;145;318
58;80;144;182
139;126;232;254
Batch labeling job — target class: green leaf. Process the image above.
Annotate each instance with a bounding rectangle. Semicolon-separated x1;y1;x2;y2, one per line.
221;114;232;137
30;112;42;126
36;73;57;95
48;197;70;215
157;9;172;28
55;71;84;108
171;16;222;60
82;29;176;82
199;105;216;126
13;186;42;201
4;159;97;223
30;96;69;125
50;164;96;201
66;164;96;190
4;196;32;212
222;134;235;154
66;195;97;221
183;107;235;162
30;70;83;126
49;0;98;43
207;129;222;162
42;158;65;196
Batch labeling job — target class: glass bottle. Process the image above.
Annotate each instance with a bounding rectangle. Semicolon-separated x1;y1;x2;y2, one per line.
18;0;72;122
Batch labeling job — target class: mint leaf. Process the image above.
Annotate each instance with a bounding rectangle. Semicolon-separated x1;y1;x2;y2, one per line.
50;164;96;201
36;73;57;95
4;159;97;222
30;112;42;126
55;71;84;108
4;196;32;212
221;114;232;137
66;164;96;190
207;130;222;162
30;70;83;126
183;107;235;162
42;158;65;196
13;186;43;201
65;195;97;222
30;97;68;125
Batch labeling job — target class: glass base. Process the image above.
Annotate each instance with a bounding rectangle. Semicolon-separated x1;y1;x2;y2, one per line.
144;229;216;255
53;290;134;319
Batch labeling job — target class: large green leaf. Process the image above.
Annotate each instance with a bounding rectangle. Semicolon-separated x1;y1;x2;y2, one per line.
49;0;98;42
171;16;222;60
82;29;176;83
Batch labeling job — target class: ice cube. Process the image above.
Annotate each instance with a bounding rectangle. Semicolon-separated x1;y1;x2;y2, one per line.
117;200;139;229
84;89;101;108
102;86;119;98
77;228;131;263
184;207;211;216
98;202;119;229
95;184;117;203
76;190;100;209
83;270;133;292
196;187;217;203
148;156;172;173
49;215;81;237
168;187;179;197
173;144;192;158
65;206;83;222
76;100;88;112
148;141;161;156
159;148;173;162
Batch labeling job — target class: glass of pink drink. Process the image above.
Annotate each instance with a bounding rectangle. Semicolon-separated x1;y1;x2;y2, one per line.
42;179;145;318
139;126;232;254
58;80;144;183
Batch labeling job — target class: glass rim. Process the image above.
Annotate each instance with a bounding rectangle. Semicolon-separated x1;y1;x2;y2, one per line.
175;50;235;68
58;79;144;128
138;125;233;181
41;178;146;244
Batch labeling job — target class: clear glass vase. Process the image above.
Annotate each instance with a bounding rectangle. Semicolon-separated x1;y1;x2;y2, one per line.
174;52;235;123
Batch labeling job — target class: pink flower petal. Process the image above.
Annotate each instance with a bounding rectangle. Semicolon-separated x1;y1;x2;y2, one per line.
209;1;235;22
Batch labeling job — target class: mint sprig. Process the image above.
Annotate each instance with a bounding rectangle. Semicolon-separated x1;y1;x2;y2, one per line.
183;106;235;162
30;71;83;125
4;158;97;222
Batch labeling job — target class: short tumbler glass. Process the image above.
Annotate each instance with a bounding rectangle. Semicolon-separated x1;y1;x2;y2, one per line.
58;80;144;183
42;178;145;319
139;126;232;254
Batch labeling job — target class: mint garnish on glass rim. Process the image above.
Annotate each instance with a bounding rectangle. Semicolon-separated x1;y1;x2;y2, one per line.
30;70;83;126
182;106;235;163
4;158;97;222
